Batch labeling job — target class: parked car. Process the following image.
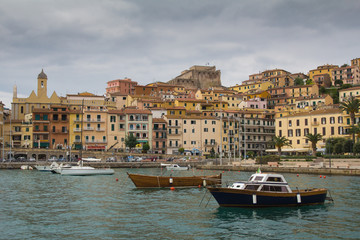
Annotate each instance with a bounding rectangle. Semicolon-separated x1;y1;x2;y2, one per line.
48;156;58;162
134;157;143;162
106;157;117;162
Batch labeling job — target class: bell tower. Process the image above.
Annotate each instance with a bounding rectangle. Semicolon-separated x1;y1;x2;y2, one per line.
37;69;48;97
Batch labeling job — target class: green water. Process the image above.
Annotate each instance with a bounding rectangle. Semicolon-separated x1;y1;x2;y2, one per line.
0;168;359;239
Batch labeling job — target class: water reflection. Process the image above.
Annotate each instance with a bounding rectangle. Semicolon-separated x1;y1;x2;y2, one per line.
213;204;330;221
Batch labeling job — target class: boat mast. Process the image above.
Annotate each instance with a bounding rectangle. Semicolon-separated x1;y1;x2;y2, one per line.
80;99;84;161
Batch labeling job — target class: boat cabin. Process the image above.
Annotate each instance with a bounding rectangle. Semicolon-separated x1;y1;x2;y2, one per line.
229;173;292;193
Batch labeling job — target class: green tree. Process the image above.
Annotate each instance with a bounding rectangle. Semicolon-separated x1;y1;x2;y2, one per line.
305;134;323;156
178;147;185;155
125;134;138;152
294;77;304;86
209;147;215;158
343;139;354;153
335;80;343;87
334;142;343;154
142;143;150;153
340;96;360;154
306;79;314;85
341;64;349;68
354;142;360;154
270;136;291;156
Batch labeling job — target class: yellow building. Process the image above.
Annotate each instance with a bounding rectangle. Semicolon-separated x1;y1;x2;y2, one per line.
82;106;108;151
107;110;126;151
275;108;348;153
229;81;274;93
12;70;61;120
308;64;339;81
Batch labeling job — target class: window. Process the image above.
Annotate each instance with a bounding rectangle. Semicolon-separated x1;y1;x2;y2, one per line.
289;120;292;127
296;120;300;126
305;119;308;126
321;118;326;124
296;129;301;137
288;129;293;137
322;127;326;135
279;121;282;127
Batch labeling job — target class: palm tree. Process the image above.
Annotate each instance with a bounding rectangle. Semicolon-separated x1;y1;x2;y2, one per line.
305;134;323;156
348;123;360;143
340;96;360;154
271;136;291;156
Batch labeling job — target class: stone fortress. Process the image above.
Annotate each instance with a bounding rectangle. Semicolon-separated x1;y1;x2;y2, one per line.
167;65;222;89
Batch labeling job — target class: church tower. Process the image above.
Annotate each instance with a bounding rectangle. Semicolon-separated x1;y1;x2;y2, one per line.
37;69;48;98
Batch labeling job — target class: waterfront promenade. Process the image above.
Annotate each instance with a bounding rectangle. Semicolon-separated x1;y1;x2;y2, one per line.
2;158;360;176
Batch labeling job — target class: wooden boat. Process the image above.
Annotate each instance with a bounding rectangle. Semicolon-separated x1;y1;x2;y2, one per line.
207;172;331;207
127;172;222;188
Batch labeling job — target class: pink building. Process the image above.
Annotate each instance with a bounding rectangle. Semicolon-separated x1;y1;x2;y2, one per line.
106;78;138;95
332;66;360;86
240;98;267;109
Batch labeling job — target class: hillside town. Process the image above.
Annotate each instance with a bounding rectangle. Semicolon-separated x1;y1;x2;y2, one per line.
1;58;360;159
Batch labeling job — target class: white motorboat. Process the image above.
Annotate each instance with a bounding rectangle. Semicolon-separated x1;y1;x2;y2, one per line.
35;162;59;172
55;161;114;176
82;157;102;162
161;163;190;171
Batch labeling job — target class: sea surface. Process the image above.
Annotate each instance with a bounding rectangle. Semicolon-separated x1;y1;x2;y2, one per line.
0;168;359;240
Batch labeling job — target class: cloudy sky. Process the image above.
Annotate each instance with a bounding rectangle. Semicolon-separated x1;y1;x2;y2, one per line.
1;0;359;108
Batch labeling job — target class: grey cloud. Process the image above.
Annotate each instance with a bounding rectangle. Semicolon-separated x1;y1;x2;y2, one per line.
0;0;359;108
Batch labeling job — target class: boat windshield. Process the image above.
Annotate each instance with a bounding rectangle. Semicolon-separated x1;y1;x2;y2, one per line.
266;177;284;182
261;185;289;193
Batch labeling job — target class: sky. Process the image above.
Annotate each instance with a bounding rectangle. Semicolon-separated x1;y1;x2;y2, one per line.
1;0;359;108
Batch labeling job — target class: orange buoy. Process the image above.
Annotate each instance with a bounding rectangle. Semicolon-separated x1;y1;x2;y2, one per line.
170;187;175;191
297;174;299;177
116;178;119;181
320;175;322;178
324;176;326;179
222;171;225;173
198;185;202;188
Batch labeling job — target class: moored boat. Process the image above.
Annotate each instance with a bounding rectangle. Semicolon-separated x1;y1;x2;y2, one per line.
35;162;59;172
55;160;114;176
207;172;331;207
161;163;190;171
127;172;222;188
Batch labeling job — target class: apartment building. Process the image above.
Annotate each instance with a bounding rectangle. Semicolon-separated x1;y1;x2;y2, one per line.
82;106;108;151
106;78;137;95
123;108;153;150
152;118;167;154
107;110;126;151
49;105;70;149
275;108;347;153
32;108;50;148
332;65;360;86
339;86;360;102
308;64;339;81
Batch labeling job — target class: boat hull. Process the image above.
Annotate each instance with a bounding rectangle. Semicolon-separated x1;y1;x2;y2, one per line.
35;165;52;172
127;173;222;188
60;169;114;176
207;187;328;207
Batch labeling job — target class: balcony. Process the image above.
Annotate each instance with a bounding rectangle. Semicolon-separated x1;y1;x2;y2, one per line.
204;142;217;147
168;131;182;136
84;127;94;131
96;128;105;132
84;118;105;123
74;128;82;132
312;121;319;126
168;125;180;128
